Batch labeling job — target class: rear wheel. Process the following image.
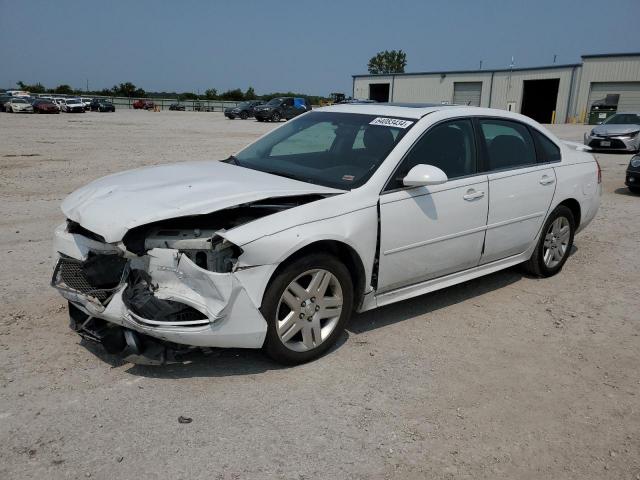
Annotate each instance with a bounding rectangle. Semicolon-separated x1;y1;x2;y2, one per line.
629;186;640;194
523;205;575;277
261;253;353;364
239;111;248;120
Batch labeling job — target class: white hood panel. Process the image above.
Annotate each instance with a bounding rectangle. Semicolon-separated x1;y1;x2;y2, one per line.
62;160;341;243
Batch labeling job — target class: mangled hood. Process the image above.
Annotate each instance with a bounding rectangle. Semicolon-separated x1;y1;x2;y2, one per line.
62;160;343;243
592;124;640;136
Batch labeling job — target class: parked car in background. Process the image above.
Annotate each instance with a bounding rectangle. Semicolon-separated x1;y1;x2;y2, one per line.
625;154;640;194
224;100;265;120
90;98;115;112
583;112;640;152
133;99;155;110
80;98;92;110
4;97;34;113
61;98;86;113
32;99;60;114
0;94;11;111
253;97;311;122
50;104;601;364
52;98;66;110
169;103;185;111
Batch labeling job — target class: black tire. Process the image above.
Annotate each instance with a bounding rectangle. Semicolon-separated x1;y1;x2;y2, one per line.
271;111;281;122
256;117;264;122
629;186;640;194
239;111;248;120
523;205;575;277
261;253;353;365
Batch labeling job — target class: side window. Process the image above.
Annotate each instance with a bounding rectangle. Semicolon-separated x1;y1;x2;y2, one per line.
532;129;561;163
270;122;337;156
386;119;476;190
479;119;536;170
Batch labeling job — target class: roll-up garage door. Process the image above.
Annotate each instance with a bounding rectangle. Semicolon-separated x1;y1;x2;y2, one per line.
587;82;640;111
453;82;482;106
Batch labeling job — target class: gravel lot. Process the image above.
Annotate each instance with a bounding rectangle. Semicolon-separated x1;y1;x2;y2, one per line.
0;110;638;480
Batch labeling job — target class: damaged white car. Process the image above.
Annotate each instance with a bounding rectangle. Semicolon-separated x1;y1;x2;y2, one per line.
52;104;601;364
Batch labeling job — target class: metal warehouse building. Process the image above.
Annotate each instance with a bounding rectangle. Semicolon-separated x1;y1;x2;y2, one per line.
352;52;640;124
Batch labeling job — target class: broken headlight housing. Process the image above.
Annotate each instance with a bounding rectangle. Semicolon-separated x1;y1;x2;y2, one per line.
144;228;241;273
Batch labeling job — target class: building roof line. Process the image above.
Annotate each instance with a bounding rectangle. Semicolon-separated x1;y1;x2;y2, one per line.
581;52;640;59
353;63;581;78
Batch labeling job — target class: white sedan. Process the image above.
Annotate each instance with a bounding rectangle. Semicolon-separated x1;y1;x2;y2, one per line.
60;98;86;113
4;97;34;113
51;104;601;364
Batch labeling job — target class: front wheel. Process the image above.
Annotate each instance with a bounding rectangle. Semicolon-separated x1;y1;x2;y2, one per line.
271;111;281;122
261;253;353;364
239;111;248;120
523;205;575;277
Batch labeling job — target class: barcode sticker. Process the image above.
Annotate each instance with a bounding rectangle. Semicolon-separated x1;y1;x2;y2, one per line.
369;117;414;128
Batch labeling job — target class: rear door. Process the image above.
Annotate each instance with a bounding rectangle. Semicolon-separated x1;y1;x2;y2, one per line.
478;118;556;264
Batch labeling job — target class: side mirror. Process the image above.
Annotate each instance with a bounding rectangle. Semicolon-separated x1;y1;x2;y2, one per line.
402;164;448;187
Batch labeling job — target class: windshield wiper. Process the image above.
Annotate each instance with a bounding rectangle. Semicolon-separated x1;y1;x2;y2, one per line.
262;169;317;185
225;155;242;166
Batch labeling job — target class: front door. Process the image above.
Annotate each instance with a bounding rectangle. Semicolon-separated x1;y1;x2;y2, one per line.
377;119;489;292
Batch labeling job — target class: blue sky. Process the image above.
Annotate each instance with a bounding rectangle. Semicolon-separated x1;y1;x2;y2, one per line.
1;0;638;95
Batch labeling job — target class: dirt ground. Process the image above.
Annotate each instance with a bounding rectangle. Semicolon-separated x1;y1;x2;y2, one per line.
0;110;638;480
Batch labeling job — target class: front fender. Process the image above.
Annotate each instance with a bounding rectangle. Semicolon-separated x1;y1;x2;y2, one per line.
225;206;378;308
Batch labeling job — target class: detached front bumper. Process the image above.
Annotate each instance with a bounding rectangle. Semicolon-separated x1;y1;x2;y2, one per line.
51;223;268;356
584;133;639;152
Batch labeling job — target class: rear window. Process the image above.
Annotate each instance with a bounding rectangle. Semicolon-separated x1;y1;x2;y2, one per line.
532;129;561;163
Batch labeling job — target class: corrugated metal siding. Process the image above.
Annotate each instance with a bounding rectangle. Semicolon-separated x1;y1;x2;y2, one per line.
574;56;640;119
386;73;492;105
587;82;640;111
453;82;482;106
488;67;574;122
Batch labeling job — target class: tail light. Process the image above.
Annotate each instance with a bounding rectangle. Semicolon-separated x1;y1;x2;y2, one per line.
596;159;602;184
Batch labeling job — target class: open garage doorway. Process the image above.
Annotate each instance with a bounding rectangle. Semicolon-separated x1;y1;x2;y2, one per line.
521;79;560;123
369;83;390;102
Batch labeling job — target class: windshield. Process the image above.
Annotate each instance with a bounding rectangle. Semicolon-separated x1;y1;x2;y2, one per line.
603;113;640;125
68;98;81;103
234;111;415;189
266;98;283;106
13;98;27;104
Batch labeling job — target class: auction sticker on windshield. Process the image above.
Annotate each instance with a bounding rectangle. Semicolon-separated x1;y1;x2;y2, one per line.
369;117;414;128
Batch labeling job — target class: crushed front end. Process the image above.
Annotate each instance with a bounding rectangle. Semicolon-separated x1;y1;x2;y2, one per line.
51;219;268;364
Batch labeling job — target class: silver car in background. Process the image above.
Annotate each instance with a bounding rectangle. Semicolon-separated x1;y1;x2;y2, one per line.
583;112;640;152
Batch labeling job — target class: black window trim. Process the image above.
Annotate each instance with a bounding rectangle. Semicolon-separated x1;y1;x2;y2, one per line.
529;125;562;165
381;116;481;194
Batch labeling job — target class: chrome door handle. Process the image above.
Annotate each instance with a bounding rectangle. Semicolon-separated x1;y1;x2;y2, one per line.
463;189;485;201
540;175;555;185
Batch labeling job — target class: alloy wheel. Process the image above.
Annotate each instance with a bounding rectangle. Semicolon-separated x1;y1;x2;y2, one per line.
276;269;343;352
543;216;570;268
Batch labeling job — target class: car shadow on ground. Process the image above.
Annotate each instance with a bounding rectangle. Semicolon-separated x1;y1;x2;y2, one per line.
614;187;638;197
84;252;578;378
348;267;524;334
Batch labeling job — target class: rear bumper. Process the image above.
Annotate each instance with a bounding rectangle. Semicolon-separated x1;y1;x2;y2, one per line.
51;224;268;356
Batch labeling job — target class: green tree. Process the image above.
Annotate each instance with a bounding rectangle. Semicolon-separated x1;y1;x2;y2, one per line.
244;86;257;100
367;49;407;74
17;81;46;93
204;88;218;99
53;84;74;95
219;88;245;101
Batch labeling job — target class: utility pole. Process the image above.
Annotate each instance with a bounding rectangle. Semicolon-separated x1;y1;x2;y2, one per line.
86;78;89;92
553;54;557;64
479;60;483;70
